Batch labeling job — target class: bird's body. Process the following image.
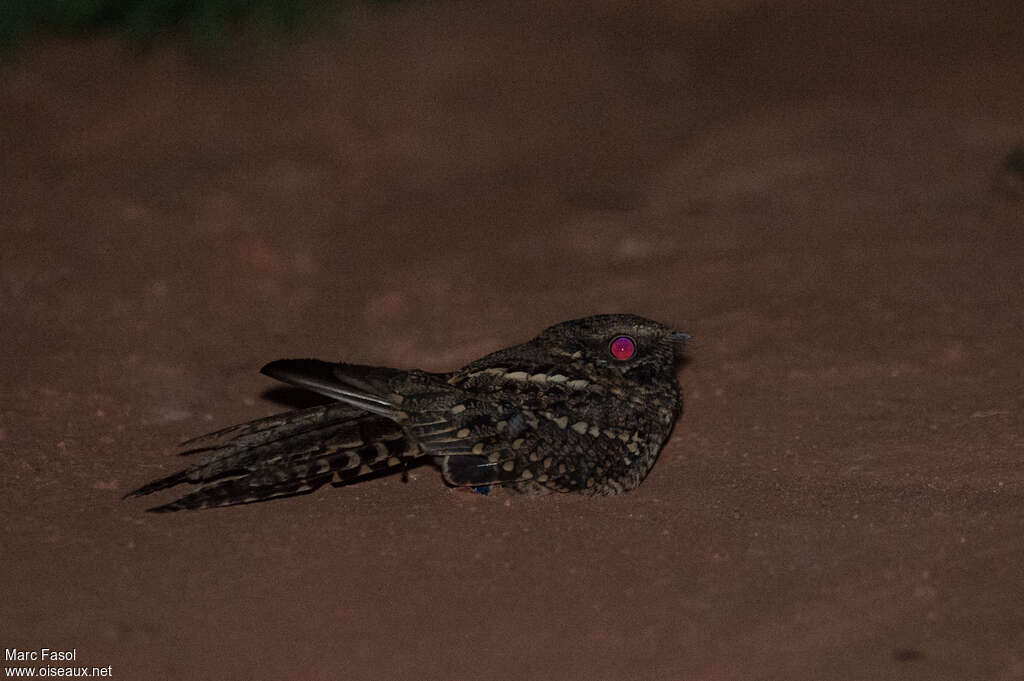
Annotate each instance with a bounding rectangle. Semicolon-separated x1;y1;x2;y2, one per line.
127;314;688;512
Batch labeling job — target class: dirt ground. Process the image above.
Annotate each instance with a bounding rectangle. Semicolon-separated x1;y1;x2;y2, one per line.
2;1;1023;679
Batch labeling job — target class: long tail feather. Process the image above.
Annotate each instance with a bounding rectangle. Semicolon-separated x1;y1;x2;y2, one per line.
178;401;362;452
145;448;401;513
126;402;418;511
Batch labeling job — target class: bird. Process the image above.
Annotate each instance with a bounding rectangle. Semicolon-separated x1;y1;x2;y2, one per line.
125;314;689;512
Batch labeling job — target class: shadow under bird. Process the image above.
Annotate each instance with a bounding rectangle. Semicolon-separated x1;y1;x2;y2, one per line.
126;314;689;512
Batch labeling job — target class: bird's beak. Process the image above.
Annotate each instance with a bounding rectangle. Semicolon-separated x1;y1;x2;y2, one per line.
669;331;691;343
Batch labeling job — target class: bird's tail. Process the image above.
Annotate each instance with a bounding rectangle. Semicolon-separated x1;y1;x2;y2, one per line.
125;402;415;512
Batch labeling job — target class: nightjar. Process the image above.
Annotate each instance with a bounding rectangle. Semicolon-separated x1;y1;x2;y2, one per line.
127;314;689;512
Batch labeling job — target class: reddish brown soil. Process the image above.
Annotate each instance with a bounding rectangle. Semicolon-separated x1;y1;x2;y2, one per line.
2;2;1023;679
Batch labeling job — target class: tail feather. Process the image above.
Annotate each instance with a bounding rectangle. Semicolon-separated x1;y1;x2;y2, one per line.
124;403;364;497
126;402;418;511
191;414;372;481
146;475;322;513
178;402;363;453
122;470;191;498
145;448;402;513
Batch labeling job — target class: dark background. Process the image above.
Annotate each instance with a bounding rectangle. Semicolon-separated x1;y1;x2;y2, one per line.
2;1;1023;679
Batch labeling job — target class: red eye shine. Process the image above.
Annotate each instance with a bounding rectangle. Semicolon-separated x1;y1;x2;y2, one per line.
610;336;636;360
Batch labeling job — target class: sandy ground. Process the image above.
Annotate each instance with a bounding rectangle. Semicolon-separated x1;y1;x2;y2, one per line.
2;1;1024;679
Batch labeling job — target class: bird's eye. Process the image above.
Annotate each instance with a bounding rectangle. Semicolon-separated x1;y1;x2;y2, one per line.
609;336;636;360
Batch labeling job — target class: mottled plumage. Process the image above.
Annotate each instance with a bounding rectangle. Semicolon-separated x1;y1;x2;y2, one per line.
126;314;688;511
